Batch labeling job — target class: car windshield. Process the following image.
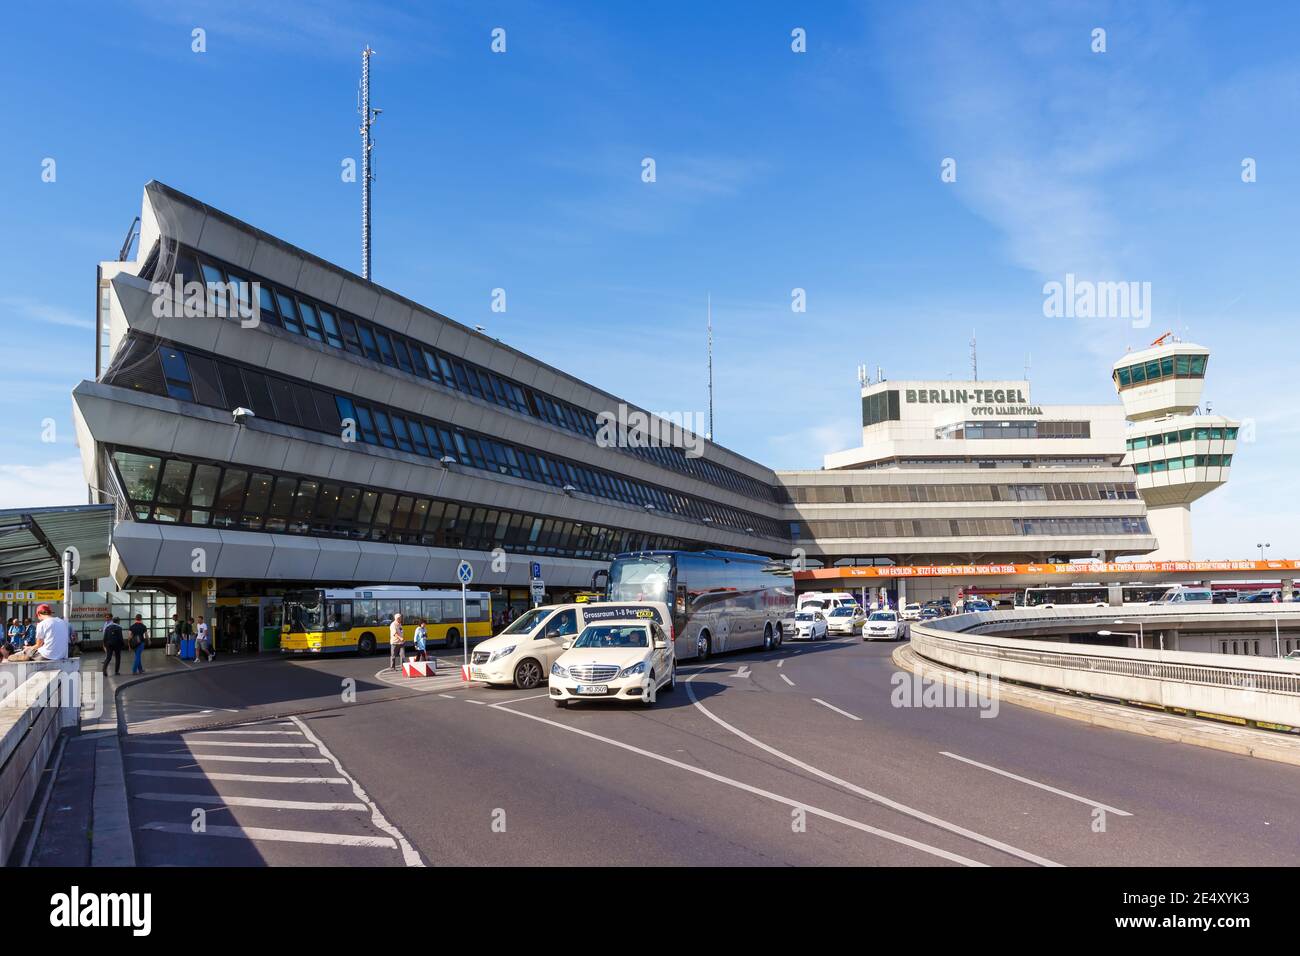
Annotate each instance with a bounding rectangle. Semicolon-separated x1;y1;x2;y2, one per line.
573;624;650;649
869;612;895;621
498;607;550;636
795;612;818;621
829;607;854;617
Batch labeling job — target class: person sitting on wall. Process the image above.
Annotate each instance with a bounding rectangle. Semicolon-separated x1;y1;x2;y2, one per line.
5;604;70;663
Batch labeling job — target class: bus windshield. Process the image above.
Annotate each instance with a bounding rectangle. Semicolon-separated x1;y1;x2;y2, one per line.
499;607;550;636
285;591;325;633
608;556;672;603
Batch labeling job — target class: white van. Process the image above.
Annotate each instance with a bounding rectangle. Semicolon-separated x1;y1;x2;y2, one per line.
1158;587;1213;605
797;592;859;614
549;602;675;708
469;602;661;689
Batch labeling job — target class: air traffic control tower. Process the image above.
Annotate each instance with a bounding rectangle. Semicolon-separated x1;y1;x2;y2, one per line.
1112;334;1239;560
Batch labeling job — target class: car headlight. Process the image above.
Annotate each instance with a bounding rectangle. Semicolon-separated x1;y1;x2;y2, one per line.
550;662;568;678
489;644;516;663
619;661;647;678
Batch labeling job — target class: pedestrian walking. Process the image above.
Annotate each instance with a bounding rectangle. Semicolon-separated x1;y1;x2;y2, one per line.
389;613;405;670
4;618;20;651
101;617;125;676
23;617;36;646
413;619;428;662
196;616;213;662
129;613;148;674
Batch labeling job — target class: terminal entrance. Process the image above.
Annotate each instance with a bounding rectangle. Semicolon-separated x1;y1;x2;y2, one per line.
215;597;282;653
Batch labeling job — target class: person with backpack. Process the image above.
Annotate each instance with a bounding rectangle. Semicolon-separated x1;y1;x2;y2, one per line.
101;616;126;675
129;613;149;674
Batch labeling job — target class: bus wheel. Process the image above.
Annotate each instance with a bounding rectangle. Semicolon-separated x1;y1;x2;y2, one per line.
514;659;543;689
445;628;460;649
762;623;774;651
357;633;377;656
774;624;784;648
696;632;711;661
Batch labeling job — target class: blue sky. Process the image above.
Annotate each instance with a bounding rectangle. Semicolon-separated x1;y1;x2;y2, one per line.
1;0;1296;558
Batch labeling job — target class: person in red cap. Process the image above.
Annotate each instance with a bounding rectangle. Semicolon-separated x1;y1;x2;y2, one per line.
6;604;69;663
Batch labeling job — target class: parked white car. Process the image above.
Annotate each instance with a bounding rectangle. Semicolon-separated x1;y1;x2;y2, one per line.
901;603;922;621
549;603;675;708
792;610;829;641
825;605;866;635
863;610;905;641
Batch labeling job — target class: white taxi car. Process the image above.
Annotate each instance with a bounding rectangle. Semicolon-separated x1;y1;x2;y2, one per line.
549;603;675;708
825;604;866;635
470;602;647;689
900;603;922;621
862;609;905;641
792;610;829;641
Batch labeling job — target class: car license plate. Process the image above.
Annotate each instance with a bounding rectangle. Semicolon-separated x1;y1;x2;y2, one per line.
470;668;486;679
577;684;607;695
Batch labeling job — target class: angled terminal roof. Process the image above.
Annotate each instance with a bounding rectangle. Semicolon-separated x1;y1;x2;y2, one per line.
0;504;113;590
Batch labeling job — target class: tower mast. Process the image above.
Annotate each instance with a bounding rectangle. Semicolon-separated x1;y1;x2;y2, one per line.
359;47;380;280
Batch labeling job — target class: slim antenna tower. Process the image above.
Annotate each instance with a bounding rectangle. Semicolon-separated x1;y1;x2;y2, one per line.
970;330;978;380
1024;352;1032;381
706;294;714;441
359;46;381;280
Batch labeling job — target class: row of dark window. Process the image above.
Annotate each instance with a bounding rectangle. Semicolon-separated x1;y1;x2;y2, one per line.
1113;353;1207;390
804;515;1151;539
104;336;786;538
786;481;1139;505
154;244;781;504
1133;455;1233;474
862;390;902;428
936;420;1092;440
1126;426;1238;450
108;448;725;560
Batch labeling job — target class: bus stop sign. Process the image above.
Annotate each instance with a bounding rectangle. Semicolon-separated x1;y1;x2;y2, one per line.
530;580;545;604
456;560;474;586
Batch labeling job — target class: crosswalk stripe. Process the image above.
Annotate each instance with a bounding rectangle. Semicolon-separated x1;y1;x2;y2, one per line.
130;753;330;764
136;792;367;811
141;822;398;848
185;730;305;737
131;770;347;784
129;740;319;749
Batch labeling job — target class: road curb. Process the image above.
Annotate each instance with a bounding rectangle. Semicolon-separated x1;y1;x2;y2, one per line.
892;643;1300;769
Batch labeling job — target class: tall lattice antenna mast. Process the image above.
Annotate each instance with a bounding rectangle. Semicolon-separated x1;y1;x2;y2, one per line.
970;329;978;381
706;294;714;441
359;46;381;280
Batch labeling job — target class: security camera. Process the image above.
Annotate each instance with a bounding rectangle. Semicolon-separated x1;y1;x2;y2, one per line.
232;407;256;424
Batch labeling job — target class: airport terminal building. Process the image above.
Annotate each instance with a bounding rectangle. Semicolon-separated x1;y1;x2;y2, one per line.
70;183;1234;646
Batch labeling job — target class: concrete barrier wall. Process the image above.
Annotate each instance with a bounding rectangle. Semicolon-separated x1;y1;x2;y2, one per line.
0;660;84;863
910;619;1300;728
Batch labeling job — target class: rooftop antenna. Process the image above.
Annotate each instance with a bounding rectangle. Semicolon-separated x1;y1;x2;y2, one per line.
359;46;381;280
857;364;869;387
970;330;978;380
1024;351;1032;381
706;294;714;441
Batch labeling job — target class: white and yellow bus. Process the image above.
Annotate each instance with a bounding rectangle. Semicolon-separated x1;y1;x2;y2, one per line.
281;586;493;655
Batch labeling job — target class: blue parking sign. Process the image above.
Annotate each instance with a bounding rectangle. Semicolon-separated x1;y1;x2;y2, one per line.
531;561;541;580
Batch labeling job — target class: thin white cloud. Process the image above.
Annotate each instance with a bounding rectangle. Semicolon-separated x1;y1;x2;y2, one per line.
1;296;95;331
0;458;88;510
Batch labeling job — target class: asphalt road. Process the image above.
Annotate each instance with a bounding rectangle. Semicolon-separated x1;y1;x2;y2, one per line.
116;637;1300;867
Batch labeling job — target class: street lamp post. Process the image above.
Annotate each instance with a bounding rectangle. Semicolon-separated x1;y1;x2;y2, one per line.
1258;542;1271;561
1110;618;1150;650
1097;628;1141;650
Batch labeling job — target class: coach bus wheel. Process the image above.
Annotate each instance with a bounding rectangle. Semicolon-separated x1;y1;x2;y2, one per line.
762;623;774;651
445;628;460;649
514;659;543;689
696;632;711;661
774;624;784;648
357;633;377;656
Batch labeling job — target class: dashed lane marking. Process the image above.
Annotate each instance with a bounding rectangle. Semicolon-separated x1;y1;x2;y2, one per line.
136;792;367;811
812;698;862;721
939;752;1133;817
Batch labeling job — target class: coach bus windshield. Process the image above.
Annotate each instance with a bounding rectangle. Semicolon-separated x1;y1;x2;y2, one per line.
607;556;672;603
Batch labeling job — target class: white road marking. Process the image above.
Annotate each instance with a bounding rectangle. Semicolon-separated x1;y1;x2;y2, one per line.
736;666;752;679
939;752;1133;817
487;697;984;866
290;716;424;867
780;674;795;686
131;740;317;749
492;693;551;706
136;792;367;811
141;822;398;848
812;698;862;721
186;729;304;736
131;770;347;784
439;694;458;699
684;667;1061;868
130;753;330;764
777;659;784;669
465;699;488;705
